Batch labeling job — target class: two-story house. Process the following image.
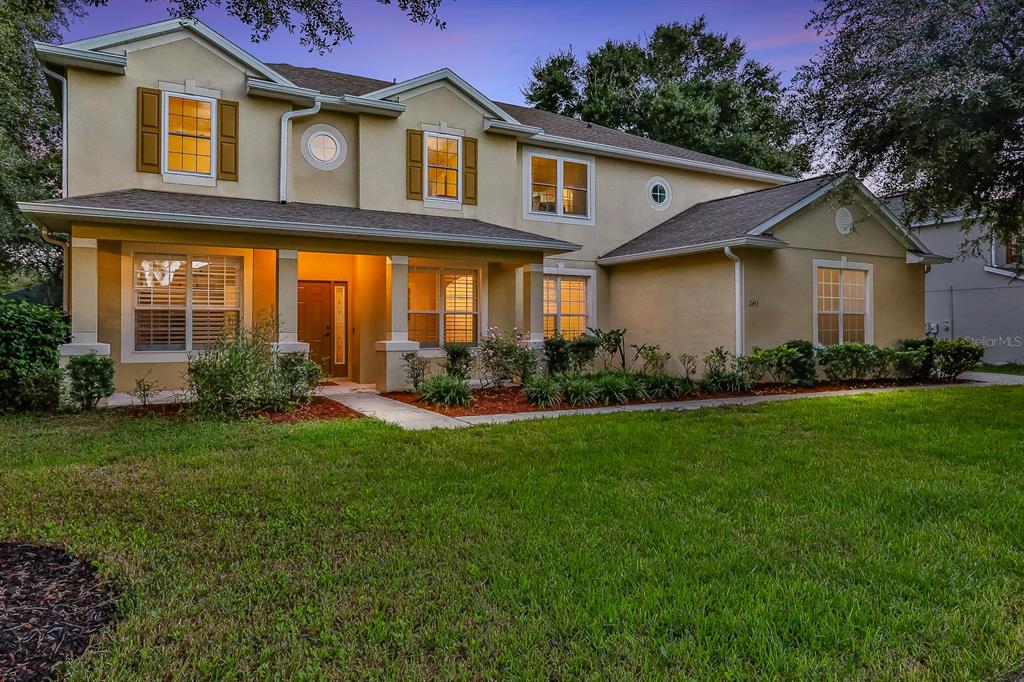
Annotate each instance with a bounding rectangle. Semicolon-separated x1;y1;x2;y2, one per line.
19;19;946;391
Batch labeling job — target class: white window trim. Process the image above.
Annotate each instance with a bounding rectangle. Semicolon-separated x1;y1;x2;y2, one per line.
523;148;596;226
300;123;347;171
543;264;597;336
161;90;218;187
408;262;486;354
422;130;463;210
119;243;253;364
645;176;672;212
812;258;874;346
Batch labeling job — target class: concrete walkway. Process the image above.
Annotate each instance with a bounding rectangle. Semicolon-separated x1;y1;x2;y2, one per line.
321;390;467;430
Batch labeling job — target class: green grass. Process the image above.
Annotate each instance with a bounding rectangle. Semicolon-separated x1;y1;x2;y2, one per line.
978;362;1024;376
3;387;1024;680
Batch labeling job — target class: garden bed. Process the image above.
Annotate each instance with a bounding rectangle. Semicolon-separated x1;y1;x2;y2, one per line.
112;396;363;423
385;379;947;417
0;543;118;681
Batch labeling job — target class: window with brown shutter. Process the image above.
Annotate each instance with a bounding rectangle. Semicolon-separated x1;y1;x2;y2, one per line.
217;99;239;181
137;87;162;173
463;136;478;205
406;129;423;199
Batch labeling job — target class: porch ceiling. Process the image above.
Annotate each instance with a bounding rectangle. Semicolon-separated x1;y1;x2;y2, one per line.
18;189;580;254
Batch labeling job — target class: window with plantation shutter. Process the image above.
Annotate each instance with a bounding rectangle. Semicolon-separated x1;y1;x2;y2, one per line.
407;266;479;347
134;253;242;352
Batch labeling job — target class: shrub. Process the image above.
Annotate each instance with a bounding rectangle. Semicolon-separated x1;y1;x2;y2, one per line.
815;343;876;383
270;352;322;409
893;347;929;379
187;326;273;419
593;372;631;405
898;338;936;380
644;372;694;400
543;335;571;376
417;373;472;407
443;343;474;380
478;327;535;387
401;351;430;390
523;375;561;408
632;343;671;374
590;328;627;369
0;299;69;412
871;347;899;380
568;334;600;372
676;352;697;380
559;373;598;406
67;353;115;410
19;365;65;412
750;344;806;384
129;372;161;407
622;372;650;401
514;347;539;385
933;339;984;381
783;340;818;386
700;347;753;393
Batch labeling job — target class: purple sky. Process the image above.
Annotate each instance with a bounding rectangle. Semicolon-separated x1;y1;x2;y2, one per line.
63;0;823;105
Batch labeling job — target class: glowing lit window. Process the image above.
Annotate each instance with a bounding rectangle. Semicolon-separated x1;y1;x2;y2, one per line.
528;153;592;220
425;133;460;200
165;94;214;176
543;274;589;340
408;267;478;347
815;266;868;345
134;253;241;352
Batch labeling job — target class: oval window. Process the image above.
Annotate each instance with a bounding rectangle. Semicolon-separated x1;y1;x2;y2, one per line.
645;176;672;211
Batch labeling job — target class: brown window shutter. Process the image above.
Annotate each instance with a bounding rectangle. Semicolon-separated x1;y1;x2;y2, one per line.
217;99;239;181
406;129;423;200
463;136;478;205
137;87;161;173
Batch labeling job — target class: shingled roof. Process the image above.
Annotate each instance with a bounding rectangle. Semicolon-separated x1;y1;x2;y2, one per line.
18;189;580;252
599;176;837;263
266;63;778;177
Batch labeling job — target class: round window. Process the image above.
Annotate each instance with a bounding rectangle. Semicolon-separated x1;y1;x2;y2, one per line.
645;176;672;211
300;124;347;171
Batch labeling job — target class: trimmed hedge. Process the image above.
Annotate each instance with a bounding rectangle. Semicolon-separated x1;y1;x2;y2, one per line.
0;299;69;412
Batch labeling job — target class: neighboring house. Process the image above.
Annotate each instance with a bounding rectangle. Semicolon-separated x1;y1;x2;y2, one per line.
18;19;945;391
885;195;1024;363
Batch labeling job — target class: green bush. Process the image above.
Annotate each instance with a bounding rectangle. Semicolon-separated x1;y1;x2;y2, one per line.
898;338;936;380
933;339;984;381
401;351;430;390
632;343;671;374
523;375;561;408
893;347;929;379
593;372;631;405
590;328;627;369
644;372;694;400
700;347;753;393
543;335;571;375
270;352;322;410
815;343;876;383
479;327;536;387
19;365;65;412
568;334;600;372
187;327;272;419
0;299;69;412
558;373;598;406
676;352;697;380
783;340;817;386
128;372;161;408
443;343;474;380
749;344;806;385
67;352;115;410
417;373;472;407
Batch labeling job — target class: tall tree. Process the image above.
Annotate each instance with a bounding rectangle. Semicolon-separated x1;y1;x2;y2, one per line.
794;0;1024;251
523;18;812;176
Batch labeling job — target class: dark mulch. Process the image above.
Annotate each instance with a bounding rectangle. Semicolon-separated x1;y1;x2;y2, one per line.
112;396;363;423
0;544;117;681
385;379;950;417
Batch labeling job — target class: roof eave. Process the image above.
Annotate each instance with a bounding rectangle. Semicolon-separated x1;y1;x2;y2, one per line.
597;236;789;266
360;68;519;124
16;202;580;254
34;42;127;74
246;78;406;116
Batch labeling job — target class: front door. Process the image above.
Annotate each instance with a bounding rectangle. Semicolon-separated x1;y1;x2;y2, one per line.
298;281;332;376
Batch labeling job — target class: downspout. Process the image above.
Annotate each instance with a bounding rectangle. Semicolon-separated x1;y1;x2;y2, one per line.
279;100;321;203
40;64;70;311
724;247;744;356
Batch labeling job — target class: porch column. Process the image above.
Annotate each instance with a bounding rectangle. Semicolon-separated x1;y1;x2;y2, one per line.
271;249;309;353
515;263;545;348
59;238;110;358
374;255;419;390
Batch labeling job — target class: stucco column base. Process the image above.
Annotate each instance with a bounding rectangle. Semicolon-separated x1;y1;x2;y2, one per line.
374;339;420;391
269;341;310;354
59;342;111;358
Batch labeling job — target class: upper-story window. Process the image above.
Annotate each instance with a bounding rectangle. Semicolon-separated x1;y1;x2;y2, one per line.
525;151;594;224
425;132;461;202
163;92;216;177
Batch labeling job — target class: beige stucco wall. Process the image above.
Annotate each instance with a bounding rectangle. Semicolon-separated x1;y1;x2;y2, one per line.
607;252;736;373
743;200;926;350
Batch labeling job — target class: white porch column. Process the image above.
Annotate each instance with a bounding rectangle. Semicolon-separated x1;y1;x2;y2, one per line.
375;256;419;390
59;238;110;358
271;249;309;353
515;263;545;348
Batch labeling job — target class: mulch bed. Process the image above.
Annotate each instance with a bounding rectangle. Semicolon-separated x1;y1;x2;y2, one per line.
384;379;946;417
111;396;363;423
0;543;118;681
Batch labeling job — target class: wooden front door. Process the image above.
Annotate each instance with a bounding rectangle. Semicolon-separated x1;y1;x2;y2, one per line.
298;281;332;376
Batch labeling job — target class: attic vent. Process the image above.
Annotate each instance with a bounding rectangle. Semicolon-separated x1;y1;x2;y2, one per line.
835;207;854;235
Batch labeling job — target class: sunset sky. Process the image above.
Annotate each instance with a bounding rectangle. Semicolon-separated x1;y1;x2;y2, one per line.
62;0;824;104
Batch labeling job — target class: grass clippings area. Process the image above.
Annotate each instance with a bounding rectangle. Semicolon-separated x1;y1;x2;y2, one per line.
0;543;118;681
2;387;1024;679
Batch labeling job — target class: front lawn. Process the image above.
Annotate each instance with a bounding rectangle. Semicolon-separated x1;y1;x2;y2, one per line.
979;362;1024;376
2;387;1024;679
